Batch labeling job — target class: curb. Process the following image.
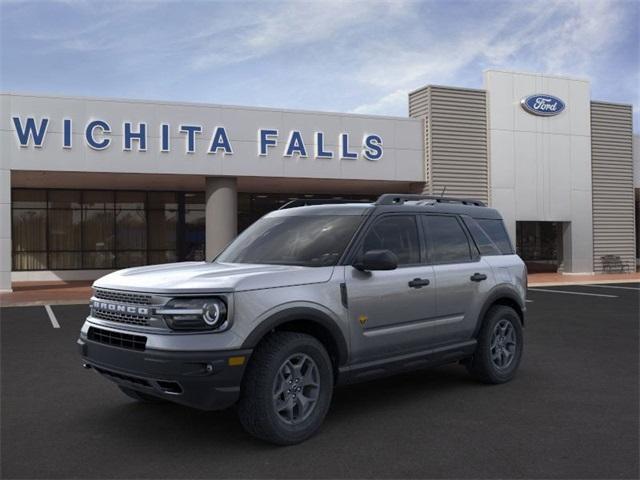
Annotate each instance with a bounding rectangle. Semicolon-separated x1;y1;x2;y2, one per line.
528;279;640;287
0;300;89;308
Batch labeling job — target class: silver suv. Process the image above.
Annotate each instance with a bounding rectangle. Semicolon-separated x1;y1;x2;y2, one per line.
78;194;526;445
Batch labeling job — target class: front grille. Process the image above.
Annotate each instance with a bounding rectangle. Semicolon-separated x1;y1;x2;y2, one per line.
93;366;151;387
92;309;150;326
94;289;152;305
88;326;147;351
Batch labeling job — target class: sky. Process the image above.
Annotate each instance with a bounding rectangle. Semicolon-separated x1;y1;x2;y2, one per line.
1;0;638;129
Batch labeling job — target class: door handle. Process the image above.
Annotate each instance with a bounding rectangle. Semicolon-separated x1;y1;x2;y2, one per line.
408;278;430;288
470;272;487;282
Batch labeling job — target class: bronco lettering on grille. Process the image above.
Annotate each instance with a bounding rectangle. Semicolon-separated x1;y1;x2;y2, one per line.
91;300;149;316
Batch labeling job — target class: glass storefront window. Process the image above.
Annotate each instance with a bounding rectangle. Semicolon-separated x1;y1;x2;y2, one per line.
148;192;178;210
116;251;146;269
49;252;81;269
12;209;46;252
83;251;115;269
184;210;205;261
11;189;199;271
83;190;115;209
116;191;145;210
148;210;177;250
13;189;46;209
12;194;47;270
149;250;178;265
83;210;115;251
13;252;47;270
48;190;81;209
49;209;82;252
116;210;147;251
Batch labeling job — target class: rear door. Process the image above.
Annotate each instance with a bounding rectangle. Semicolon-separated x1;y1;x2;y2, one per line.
421;214;494;343
345;214;437;363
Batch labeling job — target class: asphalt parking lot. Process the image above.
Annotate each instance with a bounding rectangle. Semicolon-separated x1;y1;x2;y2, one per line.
1;283;638;479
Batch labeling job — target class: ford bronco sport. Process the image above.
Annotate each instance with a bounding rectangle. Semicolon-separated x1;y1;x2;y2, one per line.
78;194;526;445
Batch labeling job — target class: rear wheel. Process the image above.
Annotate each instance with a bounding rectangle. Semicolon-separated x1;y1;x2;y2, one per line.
237;331;334;445
467;305;523;384
118;386;165;403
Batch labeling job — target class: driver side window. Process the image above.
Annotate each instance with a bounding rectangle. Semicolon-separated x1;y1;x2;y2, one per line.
360;215;420;265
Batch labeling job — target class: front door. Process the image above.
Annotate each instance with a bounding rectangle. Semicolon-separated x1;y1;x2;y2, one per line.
345;214;437;363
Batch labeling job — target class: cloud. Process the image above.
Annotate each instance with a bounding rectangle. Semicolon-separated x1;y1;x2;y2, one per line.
351;88;409;116
190;0;413;70
350;0;633;115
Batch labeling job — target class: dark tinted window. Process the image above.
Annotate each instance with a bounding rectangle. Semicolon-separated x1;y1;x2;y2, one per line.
360;215;420;265
218;215;362;267
463;217;501;256
477;219;513;254
423;215;472;264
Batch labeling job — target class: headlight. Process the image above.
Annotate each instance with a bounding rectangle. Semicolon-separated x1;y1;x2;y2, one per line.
157;297;228;331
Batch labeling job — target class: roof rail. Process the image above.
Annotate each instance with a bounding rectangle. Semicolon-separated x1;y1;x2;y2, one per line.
375;194;486;207
279;198;372;209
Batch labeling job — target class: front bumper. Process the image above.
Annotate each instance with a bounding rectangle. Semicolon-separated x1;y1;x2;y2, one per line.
78;334;252;411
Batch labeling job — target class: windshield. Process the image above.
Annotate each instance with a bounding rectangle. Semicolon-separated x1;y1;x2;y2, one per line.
217;214;363;267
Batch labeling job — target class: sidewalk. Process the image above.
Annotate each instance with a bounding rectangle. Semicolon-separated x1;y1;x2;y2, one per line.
0;281;93;307
527;271;640;287
1;271;639;307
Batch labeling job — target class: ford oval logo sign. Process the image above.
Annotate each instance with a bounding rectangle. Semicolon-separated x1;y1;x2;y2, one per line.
520;94;566;116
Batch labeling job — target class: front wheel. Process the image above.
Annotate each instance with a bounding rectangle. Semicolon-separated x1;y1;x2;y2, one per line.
237;331;334;445
467;305;523;384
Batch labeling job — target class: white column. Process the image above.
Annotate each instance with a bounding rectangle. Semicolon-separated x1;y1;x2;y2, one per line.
205;177;237;261
0;168;11;291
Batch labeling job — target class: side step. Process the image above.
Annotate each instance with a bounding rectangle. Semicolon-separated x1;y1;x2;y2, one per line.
337;340;477;385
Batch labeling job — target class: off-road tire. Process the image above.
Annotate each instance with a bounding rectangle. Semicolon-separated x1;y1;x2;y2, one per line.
237;331;334;445
467;305;523;384
118;386;165;403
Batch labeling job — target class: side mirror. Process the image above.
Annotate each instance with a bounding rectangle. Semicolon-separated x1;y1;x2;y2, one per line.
353;249;398;271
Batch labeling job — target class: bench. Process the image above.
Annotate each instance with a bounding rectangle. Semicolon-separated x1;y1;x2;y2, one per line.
601;255;630;273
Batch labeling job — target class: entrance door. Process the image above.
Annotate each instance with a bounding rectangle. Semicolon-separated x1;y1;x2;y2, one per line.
345;214;437;363
516;221;563;273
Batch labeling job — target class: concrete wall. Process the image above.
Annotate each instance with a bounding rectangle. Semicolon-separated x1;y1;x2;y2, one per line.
484;70;594;273
1;93;424;183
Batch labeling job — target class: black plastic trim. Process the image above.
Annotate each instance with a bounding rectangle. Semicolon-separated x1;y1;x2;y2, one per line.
337;339;477;385
241;307;349;366
473;285;526;337
79;337;252;410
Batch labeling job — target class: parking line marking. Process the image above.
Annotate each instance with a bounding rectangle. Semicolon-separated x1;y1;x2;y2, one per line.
581;284;640;291
529;288;618;298
44;305;60;328
526;300;534;303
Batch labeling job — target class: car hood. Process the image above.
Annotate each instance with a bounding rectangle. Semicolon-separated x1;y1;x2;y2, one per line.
93;261;334;294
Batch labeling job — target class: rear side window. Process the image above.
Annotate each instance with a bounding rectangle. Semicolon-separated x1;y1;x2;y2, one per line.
476;219;514;254
422;215;472;264
463;217;501;256
360;215;420;265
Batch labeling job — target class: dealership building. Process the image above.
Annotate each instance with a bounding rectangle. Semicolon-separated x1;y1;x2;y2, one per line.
0;69;637;291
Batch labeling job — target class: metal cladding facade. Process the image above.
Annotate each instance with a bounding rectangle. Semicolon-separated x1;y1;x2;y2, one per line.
408;86;489;204
590;102;635;272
